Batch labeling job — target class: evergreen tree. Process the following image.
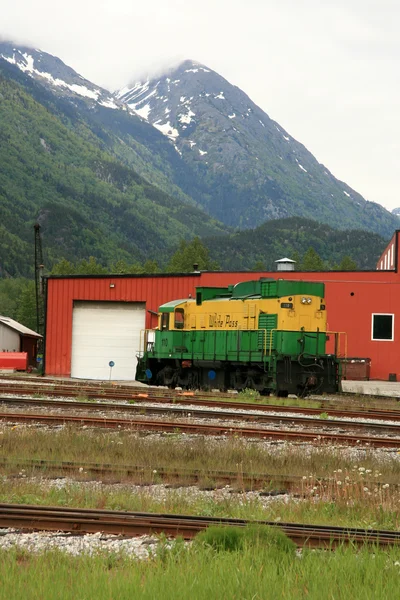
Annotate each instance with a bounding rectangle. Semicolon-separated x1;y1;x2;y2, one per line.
50;258;76;275
15;281;37;331
291;250;302;270
143;259;160;273
75;257;108;275
167;238;219;272
302;247;325;271
252;260;266;271
333;256;358;271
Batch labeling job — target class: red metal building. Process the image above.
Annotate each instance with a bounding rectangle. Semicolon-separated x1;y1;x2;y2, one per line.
44;231;400;381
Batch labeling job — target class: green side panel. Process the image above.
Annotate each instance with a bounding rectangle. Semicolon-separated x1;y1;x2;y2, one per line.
153;329;267;362
195;287;232;302
151;325;327;362
279;331;327;356
230;278;326;300
231;280;262;298
261;280;325;299
260;280;277;298
258;313;277;351
190;330;264;362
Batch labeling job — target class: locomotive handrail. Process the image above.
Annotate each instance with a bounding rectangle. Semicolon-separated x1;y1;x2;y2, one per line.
138;329;157;357
326;331;347;360
264;329;347;359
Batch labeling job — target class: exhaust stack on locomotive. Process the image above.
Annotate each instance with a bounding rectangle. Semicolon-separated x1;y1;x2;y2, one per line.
136;278;342;396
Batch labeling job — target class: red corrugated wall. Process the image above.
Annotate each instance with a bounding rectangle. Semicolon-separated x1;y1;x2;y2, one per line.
45;237;400;381
45;274;202;376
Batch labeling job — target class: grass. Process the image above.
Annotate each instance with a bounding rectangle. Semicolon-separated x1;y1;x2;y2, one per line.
1;531;400;599
2;426;400;483
1;474;400;530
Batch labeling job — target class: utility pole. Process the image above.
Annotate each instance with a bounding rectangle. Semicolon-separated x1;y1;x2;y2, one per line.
34;223;45;339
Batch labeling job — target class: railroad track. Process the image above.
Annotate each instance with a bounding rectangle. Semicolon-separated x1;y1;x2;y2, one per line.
0;457;293;491
2;381;400;422
1;395;400;435
1;411;399;447
0;379;234;401
2;457;397;493
1;503;399;548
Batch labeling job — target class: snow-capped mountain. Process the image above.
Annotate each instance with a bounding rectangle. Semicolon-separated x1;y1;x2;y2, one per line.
115;59;394;231
0;42;397;237
0;42;119;109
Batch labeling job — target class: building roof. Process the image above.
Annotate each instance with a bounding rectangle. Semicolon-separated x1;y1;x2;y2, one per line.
275;258;296;263
0;316;42;338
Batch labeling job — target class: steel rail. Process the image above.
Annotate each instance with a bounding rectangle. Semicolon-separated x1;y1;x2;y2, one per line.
2;457;398;493
0;503;399;548
1;396;400;434
0;457;292;491
0;380;234;400
1;383;400;422
0;411;399;447
0;375;241;398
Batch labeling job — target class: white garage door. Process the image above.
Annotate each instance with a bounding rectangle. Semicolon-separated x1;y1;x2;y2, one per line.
71;301;146;380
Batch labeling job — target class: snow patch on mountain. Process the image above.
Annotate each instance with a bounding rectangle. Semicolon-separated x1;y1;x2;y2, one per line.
99;99;118;109
178;107;195;124
135;104;152;119
153;121;179;140
0;47;121;106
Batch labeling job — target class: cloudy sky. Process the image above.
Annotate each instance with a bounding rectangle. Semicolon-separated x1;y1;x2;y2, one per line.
2;0;399;211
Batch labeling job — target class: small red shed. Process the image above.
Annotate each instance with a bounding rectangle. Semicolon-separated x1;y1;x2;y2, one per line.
0;316;42;368
44;231;400;381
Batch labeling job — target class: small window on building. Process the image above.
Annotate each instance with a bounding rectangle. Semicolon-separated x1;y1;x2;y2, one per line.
161;313;169;331
174;309;185;329
372;314;394;341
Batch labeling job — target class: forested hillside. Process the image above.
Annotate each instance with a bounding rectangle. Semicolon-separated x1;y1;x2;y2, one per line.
0;70;227;277
205;218;387;271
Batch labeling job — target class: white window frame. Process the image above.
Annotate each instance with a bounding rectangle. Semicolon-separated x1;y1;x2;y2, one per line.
371;313;394;341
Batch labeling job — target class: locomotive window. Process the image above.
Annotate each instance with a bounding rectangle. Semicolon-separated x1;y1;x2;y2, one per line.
372;314;394;341
174;309;185;329
161;313;169;331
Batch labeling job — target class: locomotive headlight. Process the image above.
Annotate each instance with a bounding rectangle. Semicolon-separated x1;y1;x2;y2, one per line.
307;297;312;304
301;297;307;304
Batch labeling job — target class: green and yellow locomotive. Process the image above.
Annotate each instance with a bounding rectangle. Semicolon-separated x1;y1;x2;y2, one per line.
136;278;341;396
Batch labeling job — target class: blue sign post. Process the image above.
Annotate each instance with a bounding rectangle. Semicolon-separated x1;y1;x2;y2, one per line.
109;361;115;381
